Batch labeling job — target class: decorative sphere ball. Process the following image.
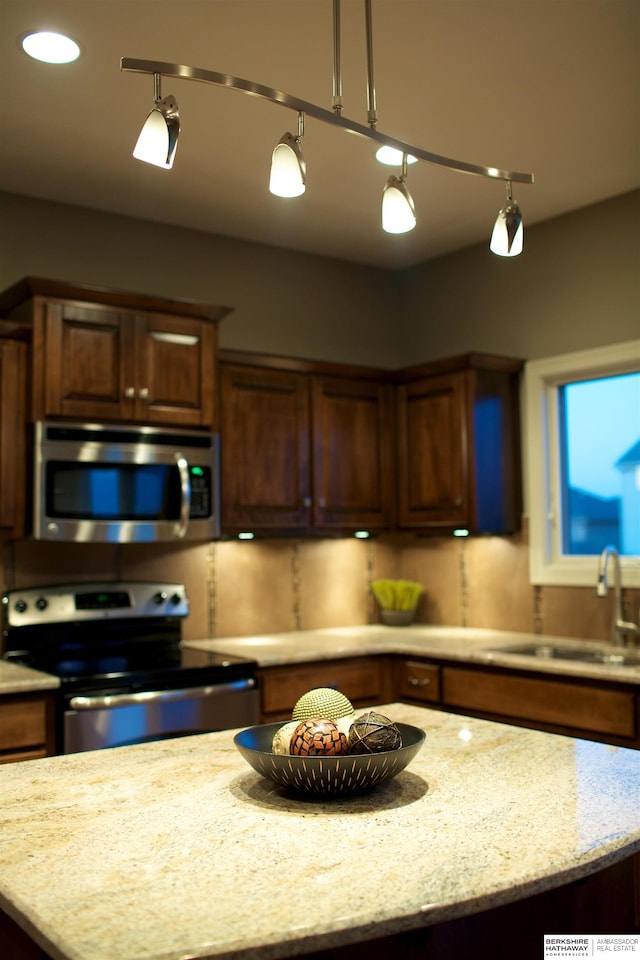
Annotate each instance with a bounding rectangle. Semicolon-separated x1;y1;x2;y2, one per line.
271;720;299;756
335;713;356;738
290;718;349;756
292;688;355;723
348;711;402;754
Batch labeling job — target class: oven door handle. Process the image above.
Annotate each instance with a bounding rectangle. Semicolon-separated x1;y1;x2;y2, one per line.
68;679;256;711
174;453;191;539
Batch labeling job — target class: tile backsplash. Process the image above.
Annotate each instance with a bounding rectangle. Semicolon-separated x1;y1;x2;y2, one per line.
2;521;636;646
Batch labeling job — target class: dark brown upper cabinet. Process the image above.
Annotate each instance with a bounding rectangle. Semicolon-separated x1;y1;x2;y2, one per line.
0;278;230;429
0;332;29;538
395;354;523;534
220;354;395;535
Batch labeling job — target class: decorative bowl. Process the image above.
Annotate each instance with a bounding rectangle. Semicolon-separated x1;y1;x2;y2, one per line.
234;721;425;798
380;609;416;626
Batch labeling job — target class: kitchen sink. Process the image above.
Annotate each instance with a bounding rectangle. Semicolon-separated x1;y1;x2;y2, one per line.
484;642;640;668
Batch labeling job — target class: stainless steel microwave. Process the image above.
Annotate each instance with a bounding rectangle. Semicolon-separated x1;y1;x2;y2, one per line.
33;421;220;543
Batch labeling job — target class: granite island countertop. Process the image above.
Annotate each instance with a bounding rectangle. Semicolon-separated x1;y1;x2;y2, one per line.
0;702;638;960
186;624;640;685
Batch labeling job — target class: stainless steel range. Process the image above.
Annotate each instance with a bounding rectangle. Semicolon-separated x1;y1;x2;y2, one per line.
2;581;259;753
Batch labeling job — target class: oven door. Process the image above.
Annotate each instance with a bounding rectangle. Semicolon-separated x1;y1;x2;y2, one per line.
63;680;259;753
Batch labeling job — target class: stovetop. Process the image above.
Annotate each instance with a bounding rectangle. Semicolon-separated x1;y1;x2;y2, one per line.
2;581;258;693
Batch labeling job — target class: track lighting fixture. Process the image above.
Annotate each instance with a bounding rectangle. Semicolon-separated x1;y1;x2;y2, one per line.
269;113;306;198
122;0;533;251
490;181;524;257
133;73;180;170
382;154;416;234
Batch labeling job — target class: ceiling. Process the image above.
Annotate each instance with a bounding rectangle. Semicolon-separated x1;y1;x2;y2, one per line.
1;0;638;270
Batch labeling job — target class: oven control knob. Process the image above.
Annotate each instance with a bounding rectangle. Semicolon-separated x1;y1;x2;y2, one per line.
170;593;182;606
153;591;168;605
14;599;28;614
35;597;48;612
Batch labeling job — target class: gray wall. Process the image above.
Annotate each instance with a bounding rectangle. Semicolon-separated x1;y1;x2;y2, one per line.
0;191;401;369
1;188;638;367
398;190;640;362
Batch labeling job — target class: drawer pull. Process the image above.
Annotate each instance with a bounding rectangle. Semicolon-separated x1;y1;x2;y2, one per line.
408;676;430;687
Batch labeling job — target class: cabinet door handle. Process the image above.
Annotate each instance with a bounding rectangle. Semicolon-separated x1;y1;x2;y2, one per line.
302;497;312;508
139;387;149;400
124;386;135;399
407;675;430;687
318;497;326;508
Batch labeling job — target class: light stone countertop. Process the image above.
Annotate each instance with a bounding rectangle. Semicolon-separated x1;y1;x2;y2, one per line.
0;703;638;960
186;624;640;685
0;660;60;695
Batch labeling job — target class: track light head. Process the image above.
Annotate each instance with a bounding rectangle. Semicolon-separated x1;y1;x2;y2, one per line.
382;175;416;234
490;182;523;257
269;130;306;198
133;92;180;170
376;146;418;166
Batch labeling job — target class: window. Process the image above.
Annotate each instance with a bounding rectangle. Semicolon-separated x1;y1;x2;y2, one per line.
525;340;640;587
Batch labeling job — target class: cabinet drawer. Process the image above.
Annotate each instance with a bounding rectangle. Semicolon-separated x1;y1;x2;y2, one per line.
397;660;440;703
442;667;637;738
0;697;47;751
260;658;381;717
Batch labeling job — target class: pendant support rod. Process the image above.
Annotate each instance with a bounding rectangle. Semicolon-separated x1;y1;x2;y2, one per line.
364;0;377;129
120;57;534;185
332;0;343;115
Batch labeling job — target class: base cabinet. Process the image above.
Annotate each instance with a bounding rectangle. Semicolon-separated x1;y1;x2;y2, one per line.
258;657;389;722
396;656;640;748
0;692;56;763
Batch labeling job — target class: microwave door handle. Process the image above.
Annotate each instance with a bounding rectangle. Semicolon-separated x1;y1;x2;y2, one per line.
175;454;191;538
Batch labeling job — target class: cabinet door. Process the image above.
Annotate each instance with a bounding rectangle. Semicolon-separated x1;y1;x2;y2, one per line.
35;300;136;421
0;339;28;535
312;376;394;529
396;371;467;527
259;658;383;721
442;666;637;741
0;693;56;762
220;364;311;530
135;313;217;427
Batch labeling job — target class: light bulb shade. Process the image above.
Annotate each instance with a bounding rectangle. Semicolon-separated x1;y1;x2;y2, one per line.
269;133;306;197
490;200;523;257
382;176;416;234
376;146;418;166
133;95;179;169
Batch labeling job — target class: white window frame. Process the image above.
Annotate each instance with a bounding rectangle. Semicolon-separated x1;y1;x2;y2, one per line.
525;339;640;587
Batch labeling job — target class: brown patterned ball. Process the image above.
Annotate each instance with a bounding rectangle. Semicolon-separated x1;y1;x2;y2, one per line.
290;718;349;756
348;711;402;754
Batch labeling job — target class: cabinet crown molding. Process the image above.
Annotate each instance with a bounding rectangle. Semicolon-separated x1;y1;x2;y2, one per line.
0;277;232;325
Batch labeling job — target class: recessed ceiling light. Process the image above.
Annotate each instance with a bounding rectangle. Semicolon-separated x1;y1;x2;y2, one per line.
22;31;80;64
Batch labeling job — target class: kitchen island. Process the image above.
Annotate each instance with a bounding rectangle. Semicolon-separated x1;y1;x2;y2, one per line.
0;703;638;960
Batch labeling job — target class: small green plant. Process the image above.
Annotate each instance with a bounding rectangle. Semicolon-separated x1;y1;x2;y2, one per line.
371;579;424;611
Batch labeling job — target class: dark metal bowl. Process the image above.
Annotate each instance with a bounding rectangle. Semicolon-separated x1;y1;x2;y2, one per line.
234;721;426;798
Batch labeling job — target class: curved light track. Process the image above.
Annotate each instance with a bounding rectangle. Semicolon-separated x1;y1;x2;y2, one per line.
120;58;534;185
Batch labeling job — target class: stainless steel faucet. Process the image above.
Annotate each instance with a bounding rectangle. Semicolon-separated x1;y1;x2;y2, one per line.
596;545;640;646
